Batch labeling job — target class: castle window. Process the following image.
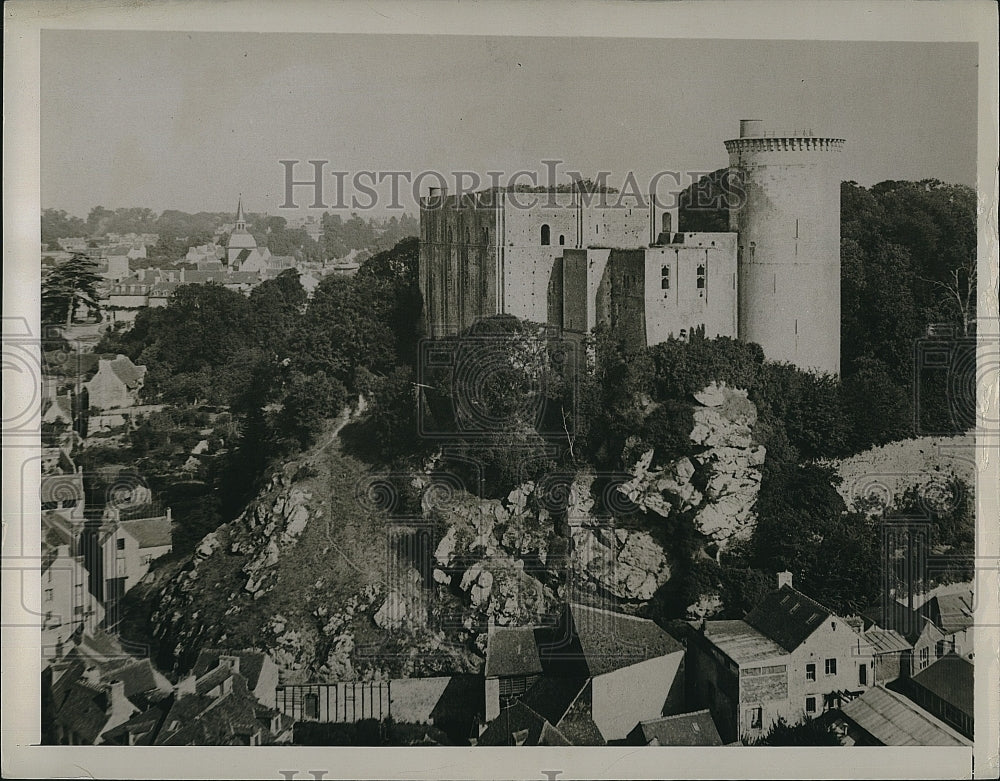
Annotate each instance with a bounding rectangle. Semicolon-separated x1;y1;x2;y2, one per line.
540;224;550;245
559;234;565;246
483;227;490;244
661;265;670;291
696;264;706;297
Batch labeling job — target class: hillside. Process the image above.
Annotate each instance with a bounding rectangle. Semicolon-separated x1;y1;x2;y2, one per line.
148;413;481;682
829;434;974;513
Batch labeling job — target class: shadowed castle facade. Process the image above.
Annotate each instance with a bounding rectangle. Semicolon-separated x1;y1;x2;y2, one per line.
419;120;845;375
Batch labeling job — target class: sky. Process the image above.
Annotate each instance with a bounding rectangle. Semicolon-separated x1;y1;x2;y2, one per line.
40;32;978;219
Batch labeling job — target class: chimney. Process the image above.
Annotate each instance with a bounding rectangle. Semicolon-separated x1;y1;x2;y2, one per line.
176;673;197;697
777;571;793;590
105;679;128;716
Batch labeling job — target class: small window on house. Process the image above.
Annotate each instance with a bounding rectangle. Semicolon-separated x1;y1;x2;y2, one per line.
559;234;565;246
116;538;125;551
858;663;867;686
805;663;816;682
661;265;670;291
825;658;837;676
696;264;706;296
831;621;837;631
805;697;816;714
789;603;799;614
807;612;821;625
919;647;929;668
540;224;550;245
749;707;763;730
780;595;790;605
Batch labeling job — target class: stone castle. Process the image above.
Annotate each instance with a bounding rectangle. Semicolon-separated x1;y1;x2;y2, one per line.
419;120;845;375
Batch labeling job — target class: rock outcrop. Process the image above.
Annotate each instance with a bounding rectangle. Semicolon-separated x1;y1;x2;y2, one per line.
620;382;765;552
430;485;558;630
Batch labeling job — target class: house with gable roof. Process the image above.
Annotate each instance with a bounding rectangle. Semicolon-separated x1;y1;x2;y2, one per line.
899;653;974;739
102;651;292;746
628;708;726;746
688;572;874;744
99;507;173;603
827;684;971;746
84;354;146;411
479;601;686;745
190;649;280;709
41;509;104;660
919;587;974;660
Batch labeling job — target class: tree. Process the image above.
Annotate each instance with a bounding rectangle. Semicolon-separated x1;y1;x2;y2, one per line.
677;168;735;232
751;463;847;579
750;716;841;746
41;253;102;327
274;370;348;451
40;208;86;245
922;254;976;336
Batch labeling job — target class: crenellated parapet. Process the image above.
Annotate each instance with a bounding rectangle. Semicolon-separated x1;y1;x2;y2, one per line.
725;136;845;154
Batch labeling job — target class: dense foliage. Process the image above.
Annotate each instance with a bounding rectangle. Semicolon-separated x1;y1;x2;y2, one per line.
95;239;422;514
749;716;842;746
41;253;102;326
77;172;974;626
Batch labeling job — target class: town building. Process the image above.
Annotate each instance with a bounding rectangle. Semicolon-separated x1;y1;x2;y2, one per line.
226;196;258;266
41;506;104;660
627;708;726;746
84;354;146;411
687;573;873;744
827;684;971;746
919;588;975;660
898;654;974;740
189;650;280;710
420;120;845;375
48;646;290;746
861;599;948;677
479;601;686;745
98;508;173;606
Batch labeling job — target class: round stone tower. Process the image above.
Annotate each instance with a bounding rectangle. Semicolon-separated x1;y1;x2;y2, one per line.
726;120;845;375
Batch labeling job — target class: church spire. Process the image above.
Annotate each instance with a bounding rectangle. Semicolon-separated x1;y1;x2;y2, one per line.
235;194;246;232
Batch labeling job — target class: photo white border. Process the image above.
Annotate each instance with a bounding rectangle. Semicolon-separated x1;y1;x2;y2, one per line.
3;1;997;778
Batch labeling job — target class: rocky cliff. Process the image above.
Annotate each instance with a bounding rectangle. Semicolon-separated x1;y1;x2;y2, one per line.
149;436;481;683
149;383;767;680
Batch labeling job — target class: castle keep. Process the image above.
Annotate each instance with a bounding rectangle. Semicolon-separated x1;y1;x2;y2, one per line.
419;120;844;375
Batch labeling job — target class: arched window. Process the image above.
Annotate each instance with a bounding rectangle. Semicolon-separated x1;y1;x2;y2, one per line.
559;234;565;246
661;212;672;234
540;224;550;245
